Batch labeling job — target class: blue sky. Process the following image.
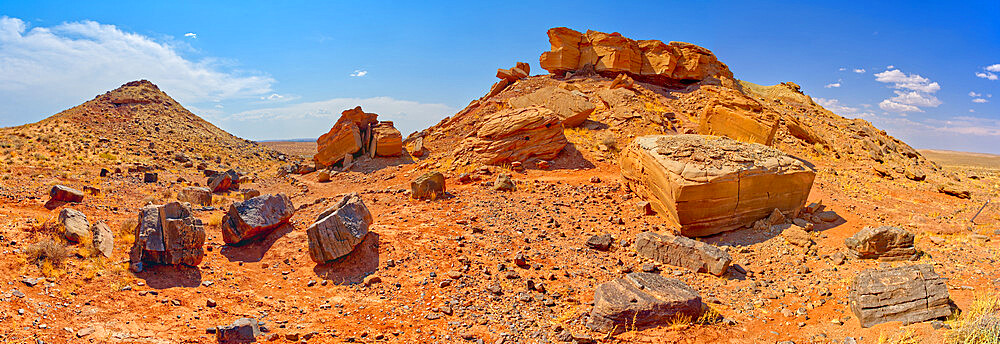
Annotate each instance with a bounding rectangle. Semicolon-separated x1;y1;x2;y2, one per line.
2;1;999;153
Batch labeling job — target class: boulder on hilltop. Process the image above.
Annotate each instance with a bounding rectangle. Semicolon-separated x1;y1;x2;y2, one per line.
539;27;735;87
453;107;568;165
507;86;595;127
620;135;815;237
129;202;206;272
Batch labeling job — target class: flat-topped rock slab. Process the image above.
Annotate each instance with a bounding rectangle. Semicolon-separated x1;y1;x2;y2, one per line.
621;134;815;237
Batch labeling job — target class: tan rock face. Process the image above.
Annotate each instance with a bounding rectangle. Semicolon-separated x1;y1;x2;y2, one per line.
507;86;595;127
454;107;568;165
620;135;815;237
539;27;734;86
700;105;778;146
369;121;403;157
315;119;363;167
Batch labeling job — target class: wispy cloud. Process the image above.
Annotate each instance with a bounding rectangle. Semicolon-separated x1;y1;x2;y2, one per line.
184;32;197;38
976;71;998;80
350;70;368;77
838;67;847;71
986;64;1000;72
824;83;841;88
814;97;873;118
972;98;989;103
969;91;982;97
853;68;866;74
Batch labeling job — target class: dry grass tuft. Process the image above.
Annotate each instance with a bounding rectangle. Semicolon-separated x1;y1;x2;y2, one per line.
948;292;1000;344
25;238;70;268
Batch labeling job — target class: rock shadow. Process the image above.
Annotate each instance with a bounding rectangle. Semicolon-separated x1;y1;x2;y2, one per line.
312;232;380;285
135;264;203;289
43;199;68;210
701;226;783;248
545;144;597;171
347;154;416;174
220;223;294;263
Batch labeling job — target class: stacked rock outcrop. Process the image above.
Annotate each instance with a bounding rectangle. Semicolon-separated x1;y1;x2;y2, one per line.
315;106;403;166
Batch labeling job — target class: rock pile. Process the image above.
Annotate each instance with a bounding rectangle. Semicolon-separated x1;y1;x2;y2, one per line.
453;107;568;165
306;193;373;263
221;193;295;245
588;273;703;333
129;202;206;272
539;27;735;86
848;264;952;328
314;106;403;167
620;135;815;237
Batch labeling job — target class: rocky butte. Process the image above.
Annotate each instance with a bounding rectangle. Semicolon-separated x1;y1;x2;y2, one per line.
0;26;991;344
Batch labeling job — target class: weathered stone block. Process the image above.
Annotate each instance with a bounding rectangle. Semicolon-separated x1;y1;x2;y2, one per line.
620;135;815;237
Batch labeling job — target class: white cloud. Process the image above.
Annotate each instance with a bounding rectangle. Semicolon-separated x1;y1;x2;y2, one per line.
350;70;368;77
888;90;941;107
886;65;894;69
838;67;847;71
879;99;922;113
184;32;197;38
814;97;874;118
853;68;866;73
976;71;998;80
973;98;989;103
0;16;273;112
970;91;982;97
874;69;941;93
824;83;841;88
986;64;1000;72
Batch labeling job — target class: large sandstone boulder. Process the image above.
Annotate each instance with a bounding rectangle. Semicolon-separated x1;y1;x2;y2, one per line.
634;232;731;276
178;187;212;206
849;264;952;328
315;106;378;166
58;208;90;243
507;86;595;127
129;202;206;272
587;273;703;333
454;107;568;165
208;169;240;193
620;135;815;237
539;27;734;86
306;193;373;263
221;193;295;245
368;121;403;157
411;171;446;200
699;105;778;146
50;185;84;203
845;226;918;261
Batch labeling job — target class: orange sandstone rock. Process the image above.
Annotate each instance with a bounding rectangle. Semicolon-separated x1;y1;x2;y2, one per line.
620;135;815;237
454;107;568;165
